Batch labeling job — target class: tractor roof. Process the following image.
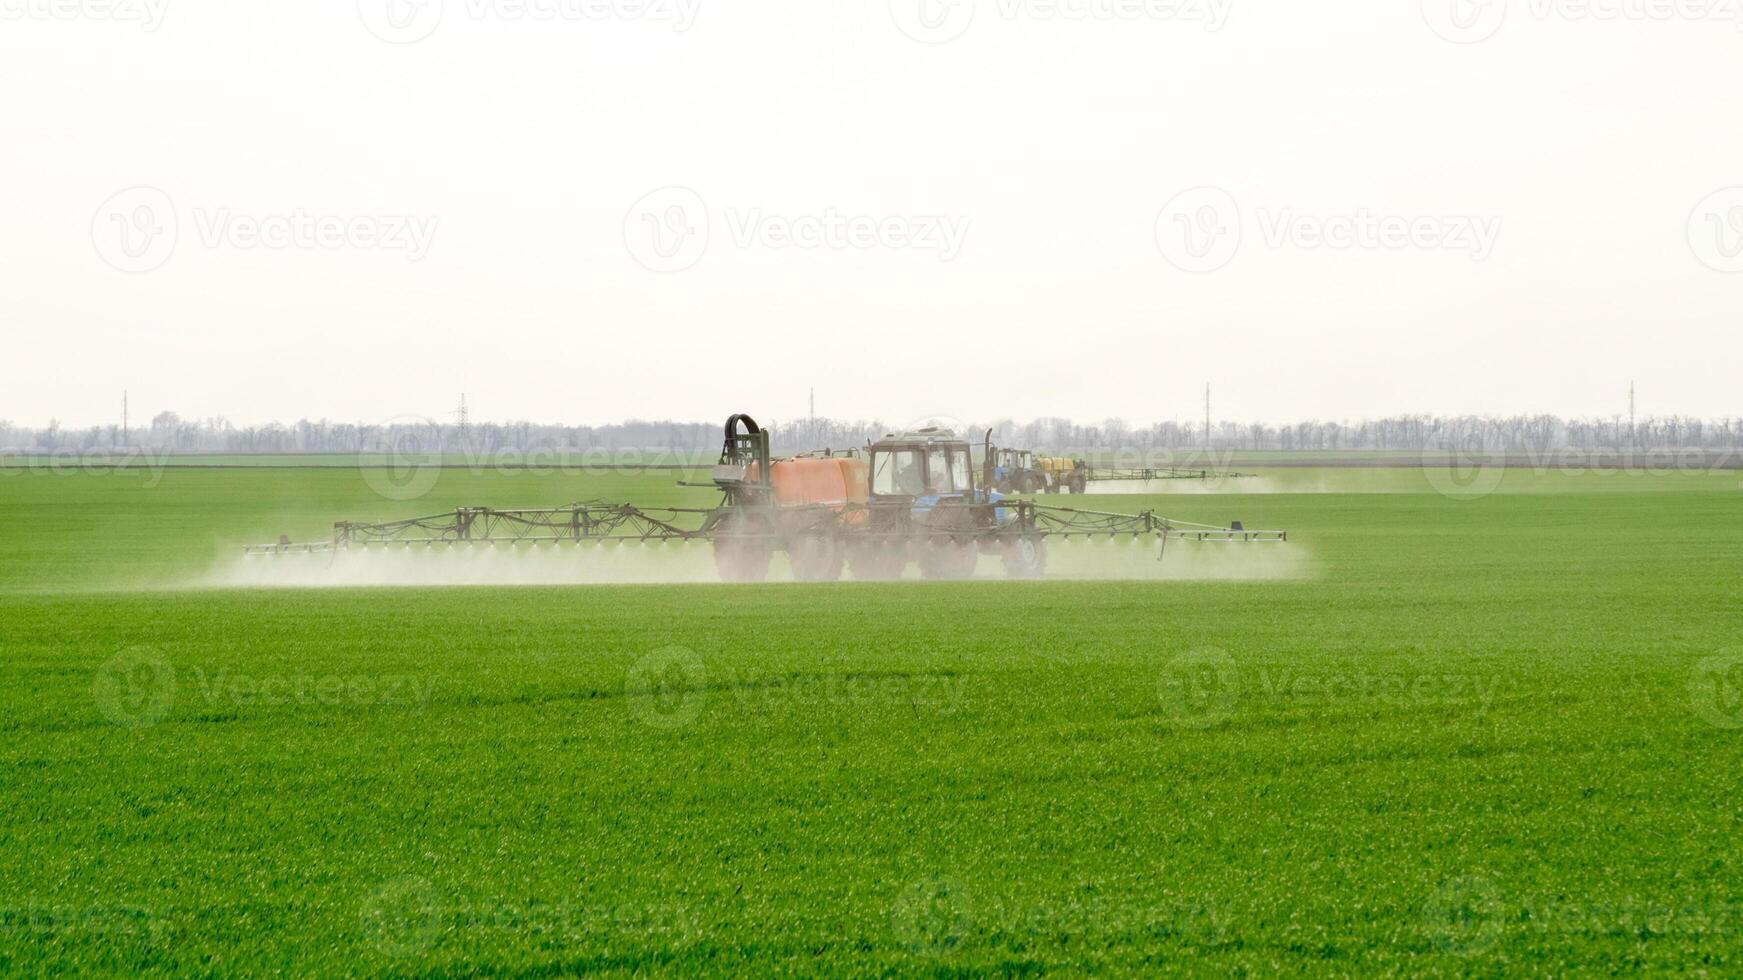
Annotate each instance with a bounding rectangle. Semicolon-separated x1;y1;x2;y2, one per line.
871;427;967;449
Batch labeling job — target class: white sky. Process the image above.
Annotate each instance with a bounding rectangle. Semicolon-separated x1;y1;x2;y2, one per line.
3;0;1741;429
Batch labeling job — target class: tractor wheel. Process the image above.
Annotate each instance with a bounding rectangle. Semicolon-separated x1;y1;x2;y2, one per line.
920;537;978;579
789;532;844;582
1069;473;1087;494
919;500;980;580
848;540;905;580
713;512;772;583
1002;535;1048;579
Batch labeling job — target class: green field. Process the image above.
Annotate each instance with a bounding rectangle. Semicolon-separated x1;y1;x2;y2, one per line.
2;464;1741;974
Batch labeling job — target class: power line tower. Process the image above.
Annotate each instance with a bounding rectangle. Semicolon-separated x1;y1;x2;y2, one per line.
456;393;470;445
121;390;128;445
1628;381;1635;451
1203;383;1211;450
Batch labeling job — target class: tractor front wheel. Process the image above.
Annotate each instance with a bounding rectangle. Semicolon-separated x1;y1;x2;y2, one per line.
788;532;844;582
1002;535;1048;579
713;512;772;583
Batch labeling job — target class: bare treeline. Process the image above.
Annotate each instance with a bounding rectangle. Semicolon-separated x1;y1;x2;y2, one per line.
4;410;1741;456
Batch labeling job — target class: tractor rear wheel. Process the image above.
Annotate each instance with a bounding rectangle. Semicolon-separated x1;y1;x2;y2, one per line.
1002;535;1048;579
788;532;844;582
713;511;772;583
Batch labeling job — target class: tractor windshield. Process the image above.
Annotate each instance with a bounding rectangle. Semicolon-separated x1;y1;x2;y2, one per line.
872;450;927;496
926;448;971;493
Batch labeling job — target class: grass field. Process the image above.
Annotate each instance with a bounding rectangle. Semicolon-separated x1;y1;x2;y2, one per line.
2;464;1741;974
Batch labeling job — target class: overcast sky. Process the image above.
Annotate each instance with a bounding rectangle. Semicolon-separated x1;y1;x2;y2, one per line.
3;0;1741;429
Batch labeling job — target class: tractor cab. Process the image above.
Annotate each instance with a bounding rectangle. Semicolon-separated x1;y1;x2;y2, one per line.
993;448;1033;478
989;447;1047;493
867;428;986;508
